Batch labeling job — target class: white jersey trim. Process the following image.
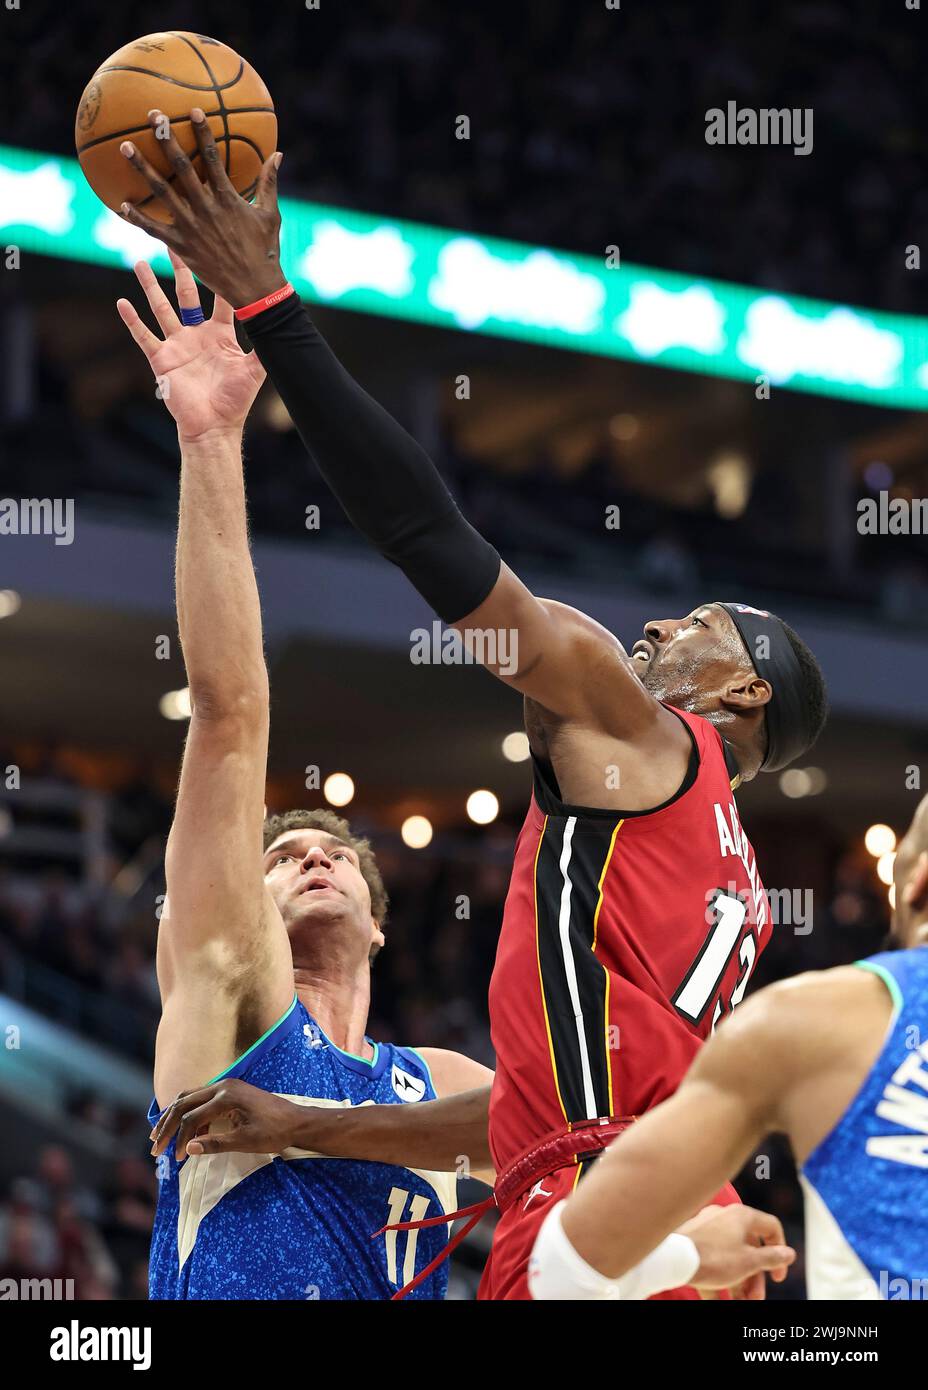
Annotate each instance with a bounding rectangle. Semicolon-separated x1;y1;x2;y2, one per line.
798;1173;881;1300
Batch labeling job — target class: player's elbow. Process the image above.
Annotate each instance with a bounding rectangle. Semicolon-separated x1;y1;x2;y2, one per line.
188;679;269;728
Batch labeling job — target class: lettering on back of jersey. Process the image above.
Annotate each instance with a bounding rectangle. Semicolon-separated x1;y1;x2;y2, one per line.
713;800;768;933
866;1040;928;1169
391;1063;426;1102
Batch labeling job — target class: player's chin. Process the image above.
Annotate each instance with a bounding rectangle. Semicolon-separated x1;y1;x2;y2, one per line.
291;893;348;924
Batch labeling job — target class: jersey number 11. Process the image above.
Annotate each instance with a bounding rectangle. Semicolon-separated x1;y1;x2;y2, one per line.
384;1186;431;1287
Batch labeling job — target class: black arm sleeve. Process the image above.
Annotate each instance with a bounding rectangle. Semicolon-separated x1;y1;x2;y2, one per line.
243;295;501;623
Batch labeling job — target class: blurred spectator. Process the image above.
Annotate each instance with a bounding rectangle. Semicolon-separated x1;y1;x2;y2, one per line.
100;1158;158;1299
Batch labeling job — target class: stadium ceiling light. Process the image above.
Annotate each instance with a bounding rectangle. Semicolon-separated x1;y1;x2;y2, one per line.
887;883;897;911
779;768;811;799
324;773;354;807
707;452;751;520
876;851;896;887
779;766;827;800
864;824;896;858
803;767;828;795
159;687;191;721
401;815;433;849
863;460;893;491
0;590;21;619
467;790;499;824
609;414;638;442
501;731;530;762
264;393;295;431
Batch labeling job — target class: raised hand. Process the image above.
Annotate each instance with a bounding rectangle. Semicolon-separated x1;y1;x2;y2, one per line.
117;250;266;443
119;109;285;310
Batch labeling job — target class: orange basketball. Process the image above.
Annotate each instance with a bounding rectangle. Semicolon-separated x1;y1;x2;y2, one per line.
75;31;276;221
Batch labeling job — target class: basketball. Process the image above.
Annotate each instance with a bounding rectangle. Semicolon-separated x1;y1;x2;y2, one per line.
75;31;276;221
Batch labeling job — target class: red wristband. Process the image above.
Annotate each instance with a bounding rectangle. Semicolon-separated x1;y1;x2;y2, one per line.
234;283;296;321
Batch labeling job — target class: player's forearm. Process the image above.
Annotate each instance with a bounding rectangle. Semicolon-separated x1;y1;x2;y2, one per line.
176;429;269;714
561;1083;763;1279
296;1085;493;1173
242;298;501;623
562;1143;726;1280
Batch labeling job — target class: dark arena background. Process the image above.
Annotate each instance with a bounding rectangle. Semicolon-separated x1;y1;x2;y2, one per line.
0;0;926;1338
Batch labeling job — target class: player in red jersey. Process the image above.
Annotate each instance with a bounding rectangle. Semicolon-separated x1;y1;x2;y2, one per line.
483;691;776;1300
122;130;829;1299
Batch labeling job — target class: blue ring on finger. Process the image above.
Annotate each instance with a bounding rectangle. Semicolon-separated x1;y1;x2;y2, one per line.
180;307;206;326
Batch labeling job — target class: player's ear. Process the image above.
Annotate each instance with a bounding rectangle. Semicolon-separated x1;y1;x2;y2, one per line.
902;851;928;932
370;918;386;957
720;672;771;713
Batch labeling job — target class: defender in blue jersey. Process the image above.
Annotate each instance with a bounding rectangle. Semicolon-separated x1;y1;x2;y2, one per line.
119;254;493;1301
149;1001;458;1299
528;794;928;1300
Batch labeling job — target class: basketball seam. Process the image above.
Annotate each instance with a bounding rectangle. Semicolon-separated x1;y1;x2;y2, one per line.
172;33;231;176
76;109;274;156
92;60;245;93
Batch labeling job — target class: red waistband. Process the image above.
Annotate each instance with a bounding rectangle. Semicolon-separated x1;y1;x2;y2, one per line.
494;1115;637;1211
374;1115;637;1300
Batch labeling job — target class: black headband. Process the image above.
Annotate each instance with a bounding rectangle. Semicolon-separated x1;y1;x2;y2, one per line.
715;601;813;773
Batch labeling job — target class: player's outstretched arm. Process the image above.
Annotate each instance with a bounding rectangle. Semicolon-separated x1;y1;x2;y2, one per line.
119;114;675;743
118;255;294;1108
151;1078;495;1181
530;988;798;1299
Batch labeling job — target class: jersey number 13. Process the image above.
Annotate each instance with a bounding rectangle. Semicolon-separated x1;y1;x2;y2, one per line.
672;890;758;1031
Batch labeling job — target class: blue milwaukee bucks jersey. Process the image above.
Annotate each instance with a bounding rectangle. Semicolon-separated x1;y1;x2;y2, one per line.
800;947;928;1299
148;997;456;1299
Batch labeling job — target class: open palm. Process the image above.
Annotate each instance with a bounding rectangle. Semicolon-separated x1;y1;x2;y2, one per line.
117;252;266;442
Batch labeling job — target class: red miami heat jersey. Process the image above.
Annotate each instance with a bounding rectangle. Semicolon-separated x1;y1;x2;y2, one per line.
487;705;770;1179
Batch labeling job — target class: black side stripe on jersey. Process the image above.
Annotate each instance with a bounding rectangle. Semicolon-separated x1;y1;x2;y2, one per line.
722;736;743;792
535;815;616;1125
